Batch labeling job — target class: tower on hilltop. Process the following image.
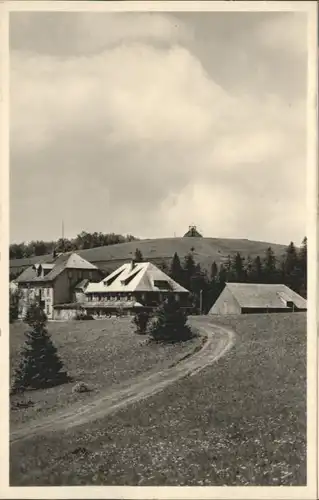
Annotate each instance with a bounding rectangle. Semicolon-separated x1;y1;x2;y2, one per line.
183;225;203;238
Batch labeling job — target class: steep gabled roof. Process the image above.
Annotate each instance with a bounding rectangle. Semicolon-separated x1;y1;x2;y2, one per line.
86;261;189;294
225;283;307;309
16;253;98;284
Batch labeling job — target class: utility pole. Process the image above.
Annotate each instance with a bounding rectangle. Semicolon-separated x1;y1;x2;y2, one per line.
199;289;203;315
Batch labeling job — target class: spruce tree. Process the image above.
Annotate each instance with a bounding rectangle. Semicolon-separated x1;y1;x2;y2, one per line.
183;253;196;290
224;255;234;282
218;264;227;288
210;261;218;282
134;248;144;262
299;237;307;297
170;252;184;285
251;255;263;283
12;303;70;393
231;252;245;282
245;255;253;282
150;296;193;343
263;247;278;283
283;241;300;291
207;261;220;310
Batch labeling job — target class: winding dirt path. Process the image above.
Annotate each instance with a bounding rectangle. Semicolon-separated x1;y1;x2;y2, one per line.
10;318;235;444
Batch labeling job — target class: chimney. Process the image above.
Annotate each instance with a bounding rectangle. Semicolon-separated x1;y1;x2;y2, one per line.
130;259;135;271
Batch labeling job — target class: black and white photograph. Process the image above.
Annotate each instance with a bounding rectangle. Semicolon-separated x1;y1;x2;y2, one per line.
2;0;317;497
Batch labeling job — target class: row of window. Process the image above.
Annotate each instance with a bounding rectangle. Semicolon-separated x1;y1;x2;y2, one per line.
67;270;94;280
87;292;182;302
87;294;135;302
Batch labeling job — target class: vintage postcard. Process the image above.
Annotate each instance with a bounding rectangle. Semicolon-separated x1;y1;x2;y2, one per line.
0;1;317;499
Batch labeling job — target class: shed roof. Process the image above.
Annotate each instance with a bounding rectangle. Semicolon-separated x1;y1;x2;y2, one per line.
86;261;189;294
16;253;98;284
224;283;307;309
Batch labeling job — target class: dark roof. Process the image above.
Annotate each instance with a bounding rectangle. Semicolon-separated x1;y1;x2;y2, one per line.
16;253;97;284
224;283;307;310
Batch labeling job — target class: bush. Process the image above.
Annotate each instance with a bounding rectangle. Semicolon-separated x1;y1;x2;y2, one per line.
9;288;20;323
133;310;151;334
72;382;92;393
149;296;194;343
75;310;94;320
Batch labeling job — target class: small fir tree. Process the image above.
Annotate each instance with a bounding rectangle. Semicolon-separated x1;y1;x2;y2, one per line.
12;303;70;393
150;296;193;343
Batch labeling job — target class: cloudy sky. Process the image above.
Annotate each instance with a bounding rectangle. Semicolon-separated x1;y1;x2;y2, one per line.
10;10;308;245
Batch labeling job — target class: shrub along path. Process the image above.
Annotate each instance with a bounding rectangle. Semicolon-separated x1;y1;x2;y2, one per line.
10;318;235;444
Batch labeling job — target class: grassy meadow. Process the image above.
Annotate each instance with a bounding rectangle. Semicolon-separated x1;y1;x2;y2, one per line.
10;312;306;486
10;317;201;426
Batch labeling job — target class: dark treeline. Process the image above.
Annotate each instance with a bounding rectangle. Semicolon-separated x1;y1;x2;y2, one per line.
166;237;307;313
10;232;139;260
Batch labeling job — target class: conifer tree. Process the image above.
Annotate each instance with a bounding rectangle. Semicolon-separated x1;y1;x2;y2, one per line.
150;296;193;343
12;303;70;393
170;252;184;285
218;264;227;288
299;236;307;297
245;255;253;282
263;247;278;283
231;252;245;282
183;253;196;290
283;241;300;291
134;248;144;262
189;264;210;313
210;261;218;282
251;255;263;283
224;255;234;282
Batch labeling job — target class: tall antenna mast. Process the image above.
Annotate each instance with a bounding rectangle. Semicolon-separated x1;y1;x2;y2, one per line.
62;219;65;240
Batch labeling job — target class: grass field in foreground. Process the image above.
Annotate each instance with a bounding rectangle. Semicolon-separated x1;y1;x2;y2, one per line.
10;317;201;426
10;313;306;486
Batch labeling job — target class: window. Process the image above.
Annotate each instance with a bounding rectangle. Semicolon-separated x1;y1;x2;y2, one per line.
154;280;172;291
104;269;125;287
46;305;50;315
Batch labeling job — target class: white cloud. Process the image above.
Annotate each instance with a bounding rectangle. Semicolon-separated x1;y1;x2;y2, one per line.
255;12;307;58
10;12;308;244
74;12;192;52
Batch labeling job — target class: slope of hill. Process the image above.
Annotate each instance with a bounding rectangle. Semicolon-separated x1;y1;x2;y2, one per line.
10;237;287;276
